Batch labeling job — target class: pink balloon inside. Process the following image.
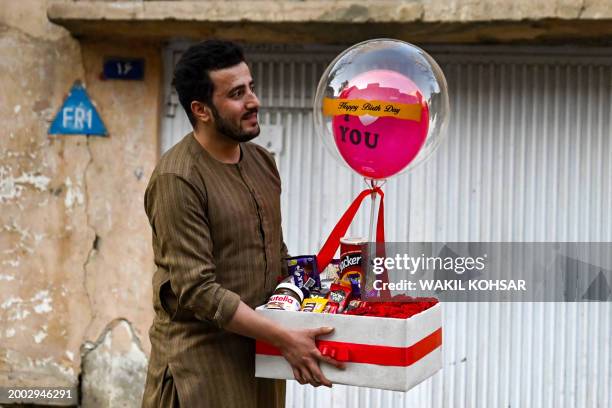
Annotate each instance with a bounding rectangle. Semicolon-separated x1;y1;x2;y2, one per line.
332;69;429;179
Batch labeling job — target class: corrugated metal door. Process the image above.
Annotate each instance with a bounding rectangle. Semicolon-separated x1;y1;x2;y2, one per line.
161;44;612;408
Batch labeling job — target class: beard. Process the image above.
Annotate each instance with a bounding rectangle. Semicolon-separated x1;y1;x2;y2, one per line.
210;104;260;143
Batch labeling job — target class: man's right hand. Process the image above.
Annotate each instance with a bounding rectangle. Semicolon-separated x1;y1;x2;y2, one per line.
276;327;346;388
224;303;346;387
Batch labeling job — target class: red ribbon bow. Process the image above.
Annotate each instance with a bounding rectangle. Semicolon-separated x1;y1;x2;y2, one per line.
319;342;350;362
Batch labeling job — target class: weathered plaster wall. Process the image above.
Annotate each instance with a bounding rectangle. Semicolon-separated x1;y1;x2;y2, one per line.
81;319;148;407
78;39;159;351
0;0;159;402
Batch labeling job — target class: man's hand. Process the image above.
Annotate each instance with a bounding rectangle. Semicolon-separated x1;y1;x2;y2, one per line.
276;327;346;387
225;302;346;387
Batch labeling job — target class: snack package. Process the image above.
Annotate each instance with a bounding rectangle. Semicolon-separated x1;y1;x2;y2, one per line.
320;259;341;281
322;302;339;314
287;255;321;296
326;283;352;313
338;238;365;290
347;272;362;299
314;278;334;298
342;299;366;314
301;298;328;313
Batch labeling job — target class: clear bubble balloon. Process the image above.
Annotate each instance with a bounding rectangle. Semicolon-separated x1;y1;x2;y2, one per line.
314;39;449;180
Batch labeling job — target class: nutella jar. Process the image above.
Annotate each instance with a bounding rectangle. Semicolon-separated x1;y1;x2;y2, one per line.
265;282;304;311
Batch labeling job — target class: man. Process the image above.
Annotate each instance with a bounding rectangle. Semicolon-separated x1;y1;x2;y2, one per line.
141;40;344;408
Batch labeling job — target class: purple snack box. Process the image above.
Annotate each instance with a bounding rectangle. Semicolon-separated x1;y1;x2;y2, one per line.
287;255;321;292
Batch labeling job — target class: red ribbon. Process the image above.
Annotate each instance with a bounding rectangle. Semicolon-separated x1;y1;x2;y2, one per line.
256;328;442;367
316;186;390;299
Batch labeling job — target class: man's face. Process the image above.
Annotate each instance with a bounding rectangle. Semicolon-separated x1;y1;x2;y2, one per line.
208;62;260;143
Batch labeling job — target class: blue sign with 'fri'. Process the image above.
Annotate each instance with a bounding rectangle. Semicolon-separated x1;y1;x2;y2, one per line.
49;81;108;136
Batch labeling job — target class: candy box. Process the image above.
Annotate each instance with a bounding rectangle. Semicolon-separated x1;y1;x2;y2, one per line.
255;303;442;392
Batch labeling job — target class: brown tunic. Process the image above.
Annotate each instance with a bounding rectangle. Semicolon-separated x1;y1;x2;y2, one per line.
142;133;287;408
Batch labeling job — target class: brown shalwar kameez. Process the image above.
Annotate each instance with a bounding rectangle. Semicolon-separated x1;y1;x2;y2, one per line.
142;133;288;408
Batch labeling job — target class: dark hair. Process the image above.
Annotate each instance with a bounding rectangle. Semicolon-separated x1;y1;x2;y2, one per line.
172;40;246;126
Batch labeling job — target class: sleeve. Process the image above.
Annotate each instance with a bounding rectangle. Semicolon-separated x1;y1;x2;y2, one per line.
145;173;241;327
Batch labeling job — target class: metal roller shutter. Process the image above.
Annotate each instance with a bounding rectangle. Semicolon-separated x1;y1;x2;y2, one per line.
162;43;612;408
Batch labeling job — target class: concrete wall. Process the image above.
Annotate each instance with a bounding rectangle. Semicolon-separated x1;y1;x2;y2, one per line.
50;0;612;44
0;1;160;404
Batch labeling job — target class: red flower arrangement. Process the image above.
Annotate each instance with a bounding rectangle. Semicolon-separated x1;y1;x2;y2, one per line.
344;295;438;319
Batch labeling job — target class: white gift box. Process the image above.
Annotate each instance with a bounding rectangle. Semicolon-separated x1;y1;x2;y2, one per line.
255;303;442;392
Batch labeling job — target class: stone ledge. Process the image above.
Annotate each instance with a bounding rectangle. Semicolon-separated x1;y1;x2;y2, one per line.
48;1;612;23
48;1;426;24
47;1;612;44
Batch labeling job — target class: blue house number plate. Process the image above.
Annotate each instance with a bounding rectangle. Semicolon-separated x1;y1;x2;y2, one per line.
103;58;145;80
